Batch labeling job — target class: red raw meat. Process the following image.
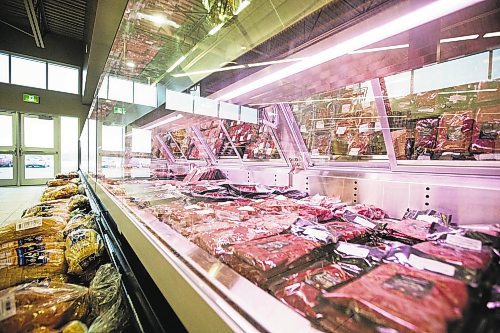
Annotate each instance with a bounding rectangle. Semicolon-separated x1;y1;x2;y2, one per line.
386;219;431;242
319;263;469;333
322;222;369;242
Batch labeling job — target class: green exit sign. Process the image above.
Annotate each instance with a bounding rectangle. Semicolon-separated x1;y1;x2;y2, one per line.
23;93;40;104
113;106;126;114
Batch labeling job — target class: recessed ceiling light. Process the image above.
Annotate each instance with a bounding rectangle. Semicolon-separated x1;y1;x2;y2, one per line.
208;23;224;36
234;0;251;15
483;31;500;38
440;34;479;43
126;61;136;68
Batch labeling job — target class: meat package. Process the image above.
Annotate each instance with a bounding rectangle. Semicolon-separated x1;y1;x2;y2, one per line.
270;260;354;319
383;218;432;244
310;131;331;156
222;234;325;287
435;111;474;153
414;118;439;155
471;105;500;154
317;263;469;333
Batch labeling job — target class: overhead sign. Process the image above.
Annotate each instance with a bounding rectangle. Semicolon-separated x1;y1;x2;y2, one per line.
23;93;39;104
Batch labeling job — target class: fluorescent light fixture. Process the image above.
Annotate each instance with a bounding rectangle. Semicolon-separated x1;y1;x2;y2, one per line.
234;0;251;15
216;0;483;101
247;57;308;67
349;43;409;54
172;65;245;77
440;34;479;43
484;31;500;38
139;13;180;28
167;55;187;73
126;61;136;68
143;114;184;130
208;23;224;36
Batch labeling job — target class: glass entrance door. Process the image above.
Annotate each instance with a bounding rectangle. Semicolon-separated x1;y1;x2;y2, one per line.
20;114;60;185
0;112;18;186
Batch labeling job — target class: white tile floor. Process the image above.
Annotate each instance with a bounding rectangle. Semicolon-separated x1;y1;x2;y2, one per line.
0;186;45;227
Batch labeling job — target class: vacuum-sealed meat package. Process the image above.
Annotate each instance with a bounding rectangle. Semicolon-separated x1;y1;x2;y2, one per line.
471;105;500;154
222;234;324;286
436;111;474;152
403;209;452;226
322;222;369;243
317;263;469;333
330;242;387;276
414;118;439;152
384;218;432;244
270;260;354;319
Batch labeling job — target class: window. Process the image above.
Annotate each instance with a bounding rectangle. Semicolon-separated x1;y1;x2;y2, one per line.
385;71;411;98
102;125;124;151
492;49;500;80
48;64;79;94
131;128;151;153
0;53;8;83
133;82;157;107
24;117;54;148
414;52;489;93
11;56;46;89
108;76;133;103
60;117;79;172
98;75;108;99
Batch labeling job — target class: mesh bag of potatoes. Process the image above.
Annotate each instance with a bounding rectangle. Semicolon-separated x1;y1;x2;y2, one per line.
0;280;88;333
41;184;79;202
65;229;104;276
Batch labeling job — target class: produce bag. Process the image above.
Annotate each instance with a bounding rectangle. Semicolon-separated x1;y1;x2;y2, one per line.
88;264;121;321
65;229;104;276
0;280;88;333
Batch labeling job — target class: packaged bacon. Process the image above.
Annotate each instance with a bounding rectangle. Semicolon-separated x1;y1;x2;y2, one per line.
317;263;469;333
471;105;500;154
436;110;474;152
269;260;354;319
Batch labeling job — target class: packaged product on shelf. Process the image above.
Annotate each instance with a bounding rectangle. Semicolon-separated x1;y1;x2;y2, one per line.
414;118;439;155
437;84;477;110
61;321;88;333
269;260;354;319
41;184;80;202
383;218;432;244
222;234;326;287
471;105;500;154
329;242;387;277
316;263;469;333
322;222;370;243
310;131;332;157
412;91;439;115
47;178;79;187
22;200;70;219
67;195;91;213
392;129;408;159
88;264;122;321
0;216;65;244
403;209;452;226
435;110;475;153
0;242;67;290
65;229;105;276
0;280;88;333
337;204;387;220
55;171;79;180
63;214;98;238
87;295;128;333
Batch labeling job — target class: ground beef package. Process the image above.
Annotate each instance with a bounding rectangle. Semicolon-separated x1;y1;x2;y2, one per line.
317;263;469;333
436;111;474;152
414;118;439;153
471;105;500;154
222;234;326;286
270;261;354;319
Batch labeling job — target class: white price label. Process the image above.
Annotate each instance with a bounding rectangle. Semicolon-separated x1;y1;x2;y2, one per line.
408;254;456;277
275;195;288;201
348;148;360;156
195;209;214;215
266;148;273;155
0;294;16;321
416;215;440;224
231;136;236;142
237;206;255;212
341;104;351;113
311;149;320;156
16;218;42;231
353;216;376;228
374;121;382;131
418;108;435;113
300;125;307;133
258;143;265;150
184;204;202;210
336;126;347;135
448;94;467;103
445;234;482;251
247;134;252;141
359;123;370;133
417;155;431;160
316;121;325;129
337;242;369;258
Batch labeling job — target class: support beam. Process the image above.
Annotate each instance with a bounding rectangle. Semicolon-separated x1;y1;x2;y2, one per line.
23;0;45;48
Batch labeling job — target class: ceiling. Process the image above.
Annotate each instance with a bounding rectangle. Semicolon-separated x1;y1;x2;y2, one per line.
0;0;87;41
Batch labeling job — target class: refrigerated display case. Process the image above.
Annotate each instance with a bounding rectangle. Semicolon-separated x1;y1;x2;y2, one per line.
79;0;500;332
